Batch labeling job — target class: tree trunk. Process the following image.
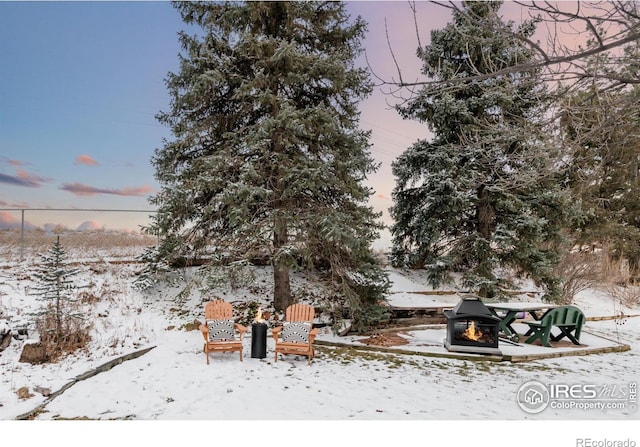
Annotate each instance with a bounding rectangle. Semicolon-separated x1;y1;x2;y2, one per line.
273;263;292;312
273;213;292;312
476;185;496;298
56;283;62;345
476;185;494;240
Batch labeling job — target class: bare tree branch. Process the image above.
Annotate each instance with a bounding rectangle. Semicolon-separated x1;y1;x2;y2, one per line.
385;17;405;87
409;1;423;50
376;1;640;91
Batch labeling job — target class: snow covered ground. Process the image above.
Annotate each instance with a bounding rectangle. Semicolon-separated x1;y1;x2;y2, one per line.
1;259;638;445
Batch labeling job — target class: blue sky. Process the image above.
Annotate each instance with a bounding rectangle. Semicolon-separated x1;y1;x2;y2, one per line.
0;1;451;239
0;1;182;229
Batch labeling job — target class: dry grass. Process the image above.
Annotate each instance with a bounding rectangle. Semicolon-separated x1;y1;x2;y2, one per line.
0;229;157;262
34;311;93;361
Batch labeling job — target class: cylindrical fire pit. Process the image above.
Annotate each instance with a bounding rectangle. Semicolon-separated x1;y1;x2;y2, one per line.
251;323;267;358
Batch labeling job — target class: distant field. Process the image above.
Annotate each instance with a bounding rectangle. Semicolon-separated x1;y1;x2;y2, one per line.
0;229;157;263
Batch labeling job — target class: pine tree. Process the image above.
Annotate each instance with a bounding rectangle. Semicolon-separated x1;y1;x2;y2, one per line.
147;1;388;321
31;236;83;348
390;1;574;300
561;85;640;274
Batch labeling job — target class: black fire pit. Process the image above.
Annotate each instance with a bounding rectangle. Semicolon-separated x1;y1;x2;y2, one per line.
444;296;502;356
251;322;267;358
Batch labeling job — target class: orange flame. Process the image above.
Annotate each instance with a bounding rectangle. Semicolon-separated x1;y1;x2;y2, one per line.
462;321;483;341
255;307;264;323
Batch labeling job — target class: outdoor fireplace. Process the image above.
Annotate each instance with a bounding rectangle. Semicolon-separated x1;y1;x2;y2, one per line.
444;296;502;355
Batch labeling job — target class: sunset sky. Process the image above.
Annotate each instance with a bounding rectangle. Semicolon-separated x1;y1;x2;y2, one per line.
0;1;527;247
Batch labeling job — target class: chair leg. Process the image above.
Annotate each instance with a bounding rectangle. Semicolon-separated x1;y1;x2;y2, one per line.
308;347;314;365
204;345;209;365
524;328;539;345
540;327;552;347
552;326;580;345
566;332;580;345
574;325;583;344
525;327;548;346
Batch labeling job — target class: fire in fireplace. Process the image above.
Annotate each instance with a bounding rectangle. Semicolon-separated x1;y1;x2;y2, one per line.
444;296;502;355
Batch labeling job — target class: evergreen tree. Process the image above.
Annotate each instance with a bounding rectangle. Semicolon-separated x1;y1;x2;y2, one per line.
390;1;573;300
147;1;387;320
31;236;82;347
561;85;640;274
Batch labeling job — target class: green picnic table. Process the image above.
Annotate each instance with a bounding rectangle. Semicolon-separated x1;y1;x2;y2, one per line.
484;303;557;342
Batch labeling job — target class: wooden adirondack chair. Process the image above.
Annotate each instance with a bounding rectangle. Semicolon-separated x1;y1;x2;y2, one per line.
198;299;247;363
272;303;320;365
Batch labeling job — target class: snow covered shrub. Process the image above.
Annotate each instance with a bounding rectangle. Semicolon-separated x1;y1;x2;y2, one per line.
133;245;172;291
607;284;640;307
603;254;640;307
341;263;391;333
551;249;606;304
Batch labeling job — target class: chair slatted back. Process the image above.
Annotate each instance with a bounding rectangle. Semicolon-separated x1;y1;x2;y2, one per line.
285;303;314;323
540;305;584;326
551;306;567;325
538;307;555;324
205;300;233;321
564;306;585;326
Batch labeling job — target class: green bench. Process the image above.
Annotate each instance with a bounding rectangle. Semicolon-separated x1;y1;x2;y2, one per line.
523;305;586;347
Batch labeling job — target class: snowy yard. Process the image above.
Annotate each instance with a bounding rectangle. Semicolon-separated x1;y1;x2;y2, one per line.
1;260;638;445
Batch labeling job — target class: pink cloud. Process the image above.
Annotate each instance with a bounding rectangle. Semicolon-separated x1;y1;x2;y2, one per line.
377;193;391;201
18;169;52;186
0;157;26;167
75;155;99;166
60;182;153;197
0;169;50;188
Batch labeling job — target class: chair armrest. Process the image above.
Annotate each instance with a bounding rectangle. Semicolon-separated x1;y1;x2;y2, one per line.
199;324;209;341
235;323;248;340
272;326;283;340
309;328;320;343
